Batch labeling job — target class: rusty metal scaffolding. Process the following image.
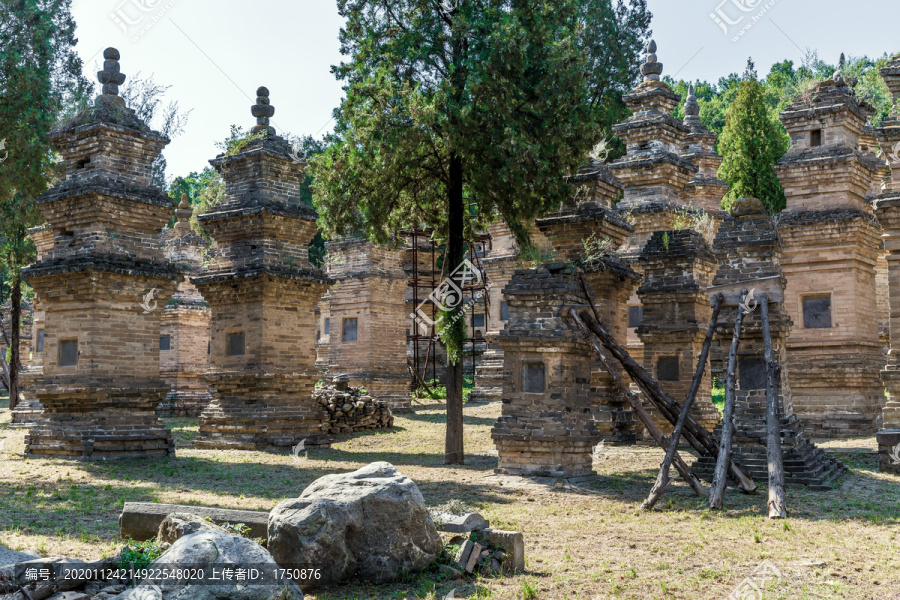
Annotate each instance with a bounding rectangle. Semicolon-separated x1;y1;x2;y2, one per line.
404;227;491;389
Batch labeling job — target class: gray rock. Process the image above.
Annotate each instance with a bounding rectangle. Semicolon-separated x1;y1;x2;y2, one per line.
110;531;302;600
0;544;39;568
268;462;442;585
157;512;226;545
438;564;463;579
47;593;89;600
464;542;483;573
433;512;489;533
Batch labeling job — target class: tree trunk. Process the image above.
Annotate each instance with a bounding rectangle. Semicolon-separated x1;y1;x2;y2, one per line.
9;271;20;410
709;290;748;510
760;294;787;519
444;152;465;465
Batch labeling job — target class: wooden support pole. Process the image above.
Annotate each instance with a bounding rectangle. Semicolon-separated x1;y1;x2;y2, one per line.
759;293;787;519
709;289;748;510
569;309;707;498
642;293;724;511
580;311;758;494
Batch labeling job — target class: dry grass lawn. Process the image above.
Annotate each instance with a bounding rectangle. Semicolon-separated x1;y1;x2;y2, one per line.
1;397;899;599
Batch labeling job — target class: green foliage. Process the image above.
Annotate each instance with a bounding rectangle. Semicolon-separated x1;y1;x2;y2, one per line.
311;0;651;246
413;375;474;402
518;579;538;599
581;233;619;263
718;61;787;214
712;382;725;414
118;539;165;570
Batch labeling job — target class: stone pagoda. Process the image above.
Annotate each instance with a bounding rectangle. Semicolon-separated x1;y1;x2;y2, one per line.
774;61;885;437
609;40;698;251
22;48;180;459
636;229;720;433
491;264;599;477
192;87;332;450
157;194;212;417
325;237;411;411
535;160;641;443
874;53;900;472
691;199;844;489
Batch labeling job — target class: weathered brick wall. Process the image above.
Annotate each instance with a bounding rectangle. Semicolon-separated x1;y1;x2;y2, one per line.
325;237;411;411
636;230;720;433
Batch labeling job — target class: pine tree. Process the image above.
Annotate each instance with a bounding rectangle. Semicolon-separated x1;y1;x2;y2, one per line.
718;58;787;213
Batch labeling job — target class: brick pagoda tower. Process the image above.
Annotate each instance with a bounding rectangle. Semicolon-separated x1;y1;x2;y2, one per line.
491;264;599;477
874;54;900;472
774;63;885;437
636;229;721;433
535;161;641;443
325;237;411;411
192;87;331;450
23;48;180;459
609;40;698;250
691;199;844;488
157;194;212;416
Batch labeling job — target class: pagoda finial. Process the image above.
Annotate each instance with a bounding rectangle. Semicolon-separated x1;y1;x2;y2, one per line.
251;86;275;136
97;48;126;107
174;193;193;230
641;39;663;83
684;83;702;128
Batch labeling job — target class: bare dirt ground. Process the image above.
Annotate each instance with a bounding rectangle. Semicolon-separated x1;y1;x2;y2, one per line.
1;398;899;599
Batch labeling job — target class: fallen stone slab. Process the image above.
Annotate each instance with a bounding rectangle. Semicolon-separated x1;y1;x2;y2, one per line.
433;512;489;533
119;502;268;542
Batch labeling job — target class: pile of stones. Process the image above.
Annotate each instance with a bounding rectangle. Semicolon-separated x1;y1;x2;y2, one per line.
314;378;394;434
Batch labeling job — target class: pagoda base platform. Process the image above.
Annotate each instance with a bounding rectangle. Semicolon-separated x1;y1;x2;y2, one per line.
24;378;174;459
194;371;331;450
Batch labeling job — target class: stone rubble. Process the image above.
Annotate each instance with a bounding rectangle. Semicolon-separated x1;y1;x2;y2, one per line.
313;379;394;434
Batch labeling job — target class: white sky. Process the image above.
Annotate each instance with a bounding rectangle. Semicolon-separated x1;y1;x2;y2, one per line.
70;0;899;180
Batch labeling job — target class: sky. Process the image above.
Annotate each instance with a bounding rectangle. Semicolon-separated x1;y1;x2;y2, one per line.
69;0;900;181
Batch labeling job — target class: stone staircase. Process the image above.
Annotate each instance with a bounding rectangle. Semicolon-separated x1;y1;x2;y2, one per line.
691;414;845;491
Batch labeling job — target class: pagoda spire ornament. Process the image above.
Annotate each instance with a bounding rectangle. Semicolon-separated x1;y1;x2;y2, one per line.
251;86;276;136
97;47;126;107
641;40;663;83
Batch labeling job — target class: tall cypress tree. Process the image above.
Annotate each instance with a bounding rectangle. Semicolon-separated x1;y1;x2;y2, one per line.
312;0;651;464
718;58;787;213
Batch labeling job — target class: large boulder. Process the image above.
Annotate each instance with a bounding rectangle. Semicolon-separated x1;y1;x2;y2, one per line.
268;462;442;585
110;531;302;600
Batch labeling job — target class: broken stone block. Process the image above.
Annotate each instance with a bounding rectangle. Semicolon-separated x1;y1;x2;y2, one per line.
464;542;483;573
438;564;463;580
454;540;474;571
157;512;227;545
434;512;489;533
474;529;525;574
